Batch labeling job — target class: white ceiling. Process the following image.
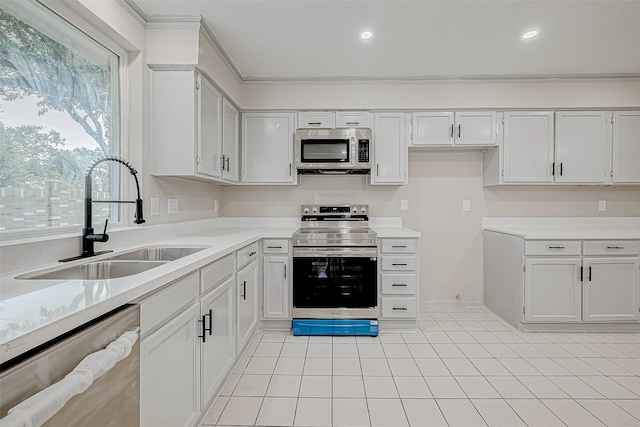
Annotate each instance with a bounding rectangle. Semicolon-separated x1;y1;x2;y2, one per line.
128;0;640;82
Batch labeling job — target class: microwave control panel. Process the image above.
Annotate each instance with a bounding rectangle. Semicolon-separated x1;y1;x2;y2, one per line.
357;139;370;163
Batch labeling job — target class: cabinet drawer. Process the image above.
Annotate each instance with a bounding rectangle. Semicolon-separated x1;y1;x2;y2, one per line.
237;242;259;269
335;111;370;128
583;240;640;256
381;273;416;295
297;112;334;128
381;297;417;318
263;239;290;254
525;240;581;256
201;253;235;293
140;271;199;335
381;239;417;254
381;255;416;271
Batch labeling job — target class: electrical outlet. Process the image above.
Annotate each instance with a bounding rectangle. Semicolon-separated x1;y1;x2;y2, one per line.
400;199;408;211
214;200;219;211
599;200;606;211
462;200;471;212
168;198;178;214
150;198;159;216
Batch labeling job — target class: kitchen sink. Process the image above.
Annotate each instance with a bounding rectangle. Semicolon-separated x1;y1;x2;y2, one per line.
16;260;168;281
106;247;206;261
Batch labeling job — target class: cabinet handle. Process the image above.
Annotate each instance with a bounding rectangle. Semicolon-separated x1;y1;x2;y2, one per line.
241;280;247;300
392;307;408;311
226;156;230;172
450;124;454;138
392;263;407;266
392;245;407;248
284;264;287;279
588;266;592;282
248;251;257;257
392;284;407;287
559;162;563;176
376;163;379;176
308;122;322;125
289;162;292;176
580;266;583;282
548;246;565;249
457;124;461;138
552;162;555;176
221;155;226;170
346;122;360;126
607;246;624;249
206;309;213;336
198;311;211;343
267;246;282;249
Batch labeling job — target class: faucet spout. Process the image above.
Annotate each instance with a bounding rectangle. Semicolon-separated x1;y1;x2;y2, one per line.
61;157;145;262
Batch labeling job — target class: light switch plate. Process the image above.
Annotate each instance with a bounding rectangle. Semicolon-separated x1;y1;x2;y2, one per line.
400;199;408;211
150;198;160;216
463;200;471;212
168;198;178;214
214;200;219;211
599;200;606;211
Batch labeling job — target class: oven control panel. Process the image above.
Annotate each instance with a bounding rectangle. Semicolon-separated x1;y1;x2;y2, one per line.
301;205;368;216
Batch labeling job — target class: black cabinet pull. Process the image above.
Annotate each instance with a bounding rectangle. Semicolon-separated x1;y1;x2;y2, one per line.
207;309;213;336
450;124;454;138
559;162;563;176
267;246;282;249
225;156;230;172
607;246;624;249
346;122;359;126
392;263;407;266
308;122;321;125
392;245;407;248
241;281;247;300
392;307;408;311
221;155;226;170
580;266;583;282
548;246;565;249
552;162;555;176
198;312;210;343
392;284;407;287
588;266;592;281
457;124;461;138
248;251;257;257
284;264;287;279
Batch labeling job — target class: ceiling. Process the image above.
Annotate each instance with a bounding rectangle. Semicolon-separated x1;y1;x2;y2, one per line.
127;0;640;82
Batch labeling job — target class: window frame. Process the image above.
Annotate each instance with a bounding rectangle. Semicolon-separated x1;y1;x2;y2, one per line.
0;0;130;242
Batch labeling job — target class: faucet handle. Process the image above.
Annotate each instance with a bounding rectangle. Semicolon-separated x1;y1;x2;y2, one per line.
102;218;109;235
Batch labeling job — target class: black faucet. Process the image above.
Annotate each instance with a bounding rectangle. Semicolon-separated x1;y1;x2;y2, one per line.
60;157;145;262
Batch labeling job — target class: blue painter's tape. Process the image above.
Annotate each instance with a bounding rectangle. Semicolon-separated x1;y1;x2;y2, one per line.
292;319;379;336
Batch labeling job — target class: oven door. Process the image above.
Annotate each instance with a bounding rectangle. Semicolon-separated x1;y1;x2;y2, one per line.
292;247;377;315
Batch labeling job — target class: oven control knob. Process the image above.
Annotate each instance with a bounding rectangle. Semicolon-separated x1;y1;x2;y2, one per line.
312;207;318;213
361;207;367;213
352;207;358;213
304;207;310;213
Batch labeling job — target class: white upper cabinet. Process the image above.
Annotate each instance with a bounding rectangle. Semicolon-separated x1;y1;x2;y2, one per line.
410;111;498;147
555;111;611;184
612;111;640;183
222;99;240;182
371;112;407;185
297;111;334;128
503;112;555;183
241;112;297;185
198;76;223;178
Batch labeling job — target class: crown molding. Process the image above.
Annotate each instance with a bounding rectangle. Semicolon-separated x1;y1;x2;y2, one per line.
117;0;147;26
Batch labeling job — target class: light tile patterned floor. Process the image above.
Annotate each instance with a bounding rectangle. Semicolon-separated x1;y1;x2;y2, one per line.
201;307;640;426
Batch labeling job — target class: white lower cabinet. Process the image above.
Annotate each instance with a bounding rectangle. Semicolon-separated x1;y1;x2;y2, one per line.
379;238;419;325
263;255;290;319
236;259;259;354
582;257;640;321
200;276;235;406
141;302;201;427
524;258;582;322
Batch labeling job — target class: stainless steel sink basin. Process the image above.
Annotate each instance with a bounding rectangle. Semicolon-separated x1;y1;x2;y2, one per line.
17;260;168;281
107;247;206;261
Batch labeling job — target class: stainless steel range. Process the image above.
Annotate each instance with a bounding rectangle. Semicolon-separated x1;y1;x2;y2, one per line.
292;205;379;336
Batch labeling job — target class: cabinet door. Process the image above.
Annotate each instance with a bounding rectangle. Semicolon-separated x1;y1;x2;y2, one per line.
555;111;609;184
241;113;296;184
222;99;240;182
503;112;555;183
612;111;640;183
411;112;454;146
141;303;201;427
454;111;498;146
263;255;290;319
524;258;582;322
372;112;407;185
236;260;259;353
197;75;223;178
335;111;370;128
583;257;640;322
201;277;235;406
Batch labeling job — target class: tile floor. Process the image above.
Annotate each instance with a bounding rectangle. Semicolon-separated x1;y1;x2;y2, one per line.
201;306;640;426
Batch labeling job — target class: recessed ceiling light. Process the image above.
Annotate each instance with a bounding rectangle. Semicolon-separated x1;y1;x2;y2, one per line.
360;31;373;40
523;30;538;39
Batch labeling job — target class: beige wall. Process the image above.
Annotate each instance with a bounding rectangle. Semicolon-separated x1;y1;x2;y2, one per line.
222;152;640;304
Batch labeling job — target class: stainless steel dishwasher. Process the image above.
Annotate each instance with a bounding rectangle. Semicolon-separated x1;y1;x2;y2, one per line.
0;305;140;427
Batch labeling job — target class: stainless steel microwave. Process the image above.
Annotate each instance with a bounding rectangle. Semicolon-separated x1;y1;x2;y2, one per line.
295;128;372;174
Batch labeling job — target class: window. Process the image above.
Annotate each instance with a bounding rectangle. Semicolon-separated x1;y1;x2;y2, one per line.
0;0;120;234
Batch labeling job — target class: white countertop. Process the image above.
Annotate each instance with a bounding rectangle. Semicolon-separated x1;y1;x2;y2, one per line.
483;217;640;240
0;220;418;364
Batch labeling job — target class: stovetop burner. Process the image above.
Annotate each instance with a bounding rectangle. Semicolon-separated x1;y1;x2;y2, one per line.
293;205;377;247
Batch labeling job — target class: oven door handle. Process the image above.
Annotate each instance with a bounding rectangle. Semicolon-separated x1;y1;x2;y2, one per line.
293;247;378;258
